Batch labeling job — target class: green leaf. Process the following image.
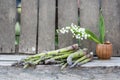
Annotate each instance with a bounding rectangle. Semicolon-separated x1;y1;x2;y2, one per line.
55;30;58;47
15;22;20;36
70;26;101;44
85;29;101;44
99;10;105;43
17;7;21;14
17;3;21;14
15;36;19;45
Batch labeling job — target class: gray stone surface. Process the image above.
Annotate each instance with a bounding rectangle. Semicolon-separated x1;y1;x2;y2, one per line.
1;55;120;68
0;66;120;80
0;56;120;80
0;55;28;61
81;57;120;67
0;55;28;66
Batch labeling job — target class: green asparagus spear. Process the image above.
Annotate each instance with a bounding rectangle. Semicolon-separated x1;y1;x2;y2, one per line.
45;54;69;64
70;52;93;68
61;63;68;70
67;48;88;66
24;44;79;61
77;57;93;66
15;44;78;67
51;50;74;60
45;50;74;64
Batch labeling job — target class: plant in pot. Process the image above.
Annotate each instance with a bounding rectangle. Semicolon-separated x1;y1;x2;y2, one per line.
57;10;112;59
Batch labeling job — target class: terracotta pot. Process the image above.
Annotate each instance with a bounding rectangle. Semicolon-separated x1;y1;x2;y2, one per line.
96;41;112;59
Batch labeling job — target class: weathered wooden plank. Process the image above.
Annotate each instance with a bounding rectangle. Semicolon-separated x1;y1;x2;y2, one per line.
101;0;120;56
79;0;99;52
0;61;16;66
0;0;16;53
19;0;37;54
0;55;28;61
58;0;78;48
38;0;55;52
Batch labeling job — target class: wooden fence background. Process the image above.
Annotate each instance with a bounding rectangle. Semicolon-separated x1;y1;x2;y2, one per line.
0;0;120;56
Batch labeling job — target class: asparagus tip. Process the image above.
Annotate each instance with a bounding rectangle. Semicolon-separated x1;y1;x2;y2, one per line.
69;63;77;68
61;63;68;70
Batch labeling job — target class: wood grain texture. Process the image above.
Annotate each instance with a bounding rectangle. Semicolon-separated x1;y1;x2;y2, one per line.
101;0;120;56
38;0;55;52
0;55;28;61
19;0;37;54
79;0;99;53
58;0;78;48
0;0;16;53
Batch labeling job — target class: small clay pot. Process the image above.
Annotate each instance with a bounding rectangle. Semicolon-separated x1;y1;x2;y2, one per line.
96;41;112;59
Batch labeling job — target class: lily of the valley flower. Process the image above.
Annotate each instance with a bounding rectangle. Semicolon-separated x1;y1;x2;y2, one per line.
58;23;90;40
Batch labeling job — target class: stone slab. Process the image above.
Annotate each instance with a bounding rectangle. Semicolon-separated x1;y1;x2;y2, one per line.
0;55;120;68
0;55;28;61
0;66;120;80
0;61;16;66
0;56;120;80
81;57;120;68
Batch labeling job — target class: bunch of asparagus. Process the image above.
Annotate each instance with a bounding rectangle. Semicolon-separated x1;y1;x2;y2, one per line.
12;44;93;69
